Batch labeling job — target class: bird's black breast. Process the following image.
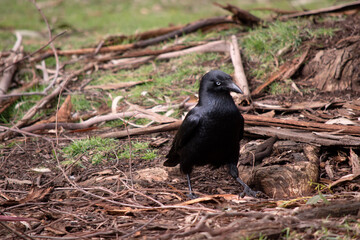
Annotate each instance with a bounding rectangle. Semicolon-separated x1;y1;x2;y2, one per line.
179;99;244;174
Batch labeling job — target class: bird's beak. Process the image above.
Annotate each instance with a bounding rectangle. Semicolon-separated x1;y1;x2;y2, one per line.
227;82;243;94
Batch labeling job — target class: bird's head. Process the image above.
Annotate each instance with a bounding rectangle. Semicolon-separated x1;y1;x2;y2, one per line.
199;70;243;95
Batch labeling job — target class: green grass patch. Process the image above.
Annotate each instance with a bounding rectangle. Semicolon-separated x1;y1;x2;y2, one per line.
71;94;103;112
242;20;336;81
0;82;51;124
119;141;157;161
242;20;306;65
95;52;225;107
61;137;118;165
268;81;292;95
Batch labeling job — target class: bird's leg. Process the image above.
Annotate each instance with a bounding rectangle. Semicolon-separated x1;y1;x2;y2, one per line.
186;174;197;199
228;163;261;198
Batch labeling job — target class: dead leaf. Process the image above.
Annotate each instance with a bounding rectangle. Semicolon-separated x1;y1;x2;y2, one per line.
0;187;52;207
36;95;72;124
324;161;334;179
21;187;53;203
126;101;177;123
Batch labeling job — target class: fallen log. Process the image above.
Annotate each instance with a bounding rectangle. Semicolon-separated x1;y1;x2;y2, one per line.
280;0;360;20
296;201;360;220
302;36;360;92
245;126;360;147
243;114;360;136
239;144;320;198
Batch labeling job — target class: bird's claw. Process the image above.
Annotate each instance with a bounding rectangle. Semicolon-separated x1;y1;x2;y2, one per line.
239;186;262;198
187;193;198;199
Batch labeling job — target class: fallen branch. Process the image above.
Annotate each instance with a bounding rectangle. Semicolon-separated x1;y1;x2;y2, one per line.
31;0;61;94
39;16;235;56
251;100;342;112
125;101;177;123
0;74;39;114
0;63;95;141
251;47;309;95
98;40;230;72
95;43;199;62
98;113;360;145
0;31;66;72
280;0;360;20
0;32;23;104
101;56;155;71
214;2;262;26
98;120;182;139
243;114;360;136
102;25;184;46
133;16;235;48
328;173;360;188
244;126;360;147
20;111;177;133
157;40;229;59
229;35;249;95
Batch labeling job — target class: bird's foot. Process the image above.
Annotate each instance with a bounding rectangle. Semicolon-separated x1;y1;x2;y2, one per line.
239;186;262;198
187;192;198;199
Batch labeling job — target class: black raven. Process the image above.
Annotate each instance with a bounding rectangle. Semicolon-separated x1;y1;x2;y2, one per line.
164;70;260;199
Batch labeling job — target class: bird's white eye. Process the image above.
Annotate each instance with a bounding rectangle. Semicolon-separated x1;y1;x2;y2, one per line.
215;81;221;86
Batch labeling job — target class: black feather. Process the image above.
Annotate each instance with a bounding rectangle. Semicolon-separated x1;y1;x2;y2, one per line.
164;70;260;198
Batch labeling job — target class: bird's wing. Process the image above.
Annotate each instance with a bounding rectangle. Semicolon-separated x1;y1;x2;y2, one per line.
239;114;244;140
176;113;200;148
165;110;200;164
